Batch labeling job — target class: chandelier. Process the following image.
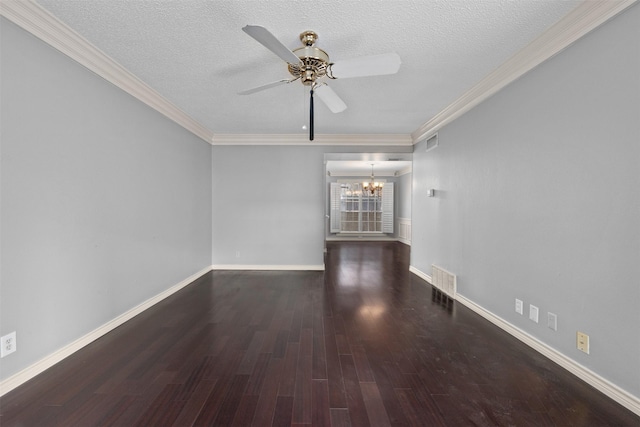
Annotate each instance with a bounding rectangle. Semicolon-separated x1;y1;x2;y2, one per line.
363;164;384;196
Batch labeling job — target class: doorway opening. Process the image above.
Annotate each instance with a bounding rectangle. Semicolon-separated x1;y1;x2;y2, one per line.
324;153;412;245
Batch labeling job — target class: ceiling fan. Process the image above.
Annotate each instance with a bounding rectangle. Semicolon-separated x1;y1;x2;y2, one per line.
239;25;401;140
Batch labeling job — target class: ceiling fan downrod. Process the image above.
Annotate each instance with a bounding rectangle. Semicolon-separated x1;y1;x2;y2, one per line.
309;88;314;141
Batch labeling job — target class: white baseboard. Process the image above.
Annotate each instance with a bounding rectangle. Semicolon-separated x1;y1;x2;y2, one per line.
409;265;431;284
397;237;411;246
0;265;213;397
326;235;395;242
211;264;324;271
409;265;640;417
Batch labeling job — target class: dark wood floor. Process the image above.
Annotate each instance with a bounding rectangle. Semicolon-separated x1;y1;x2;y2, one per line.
1;241;638;426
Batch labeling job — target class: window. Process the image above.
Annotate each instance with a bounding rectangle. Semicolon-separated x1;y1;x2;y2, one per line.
330;182;394;234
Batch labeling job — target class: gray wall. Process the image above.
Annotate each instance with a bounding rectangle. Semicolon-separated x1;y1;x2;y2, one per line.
397;171;412;220
0;19;212;381
212;145;411;266
211;145;325;266
411;5;639;396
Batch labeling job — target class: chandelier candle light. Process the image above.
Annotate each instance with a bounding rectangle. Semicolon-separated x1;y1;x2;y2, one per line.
363;164;384;196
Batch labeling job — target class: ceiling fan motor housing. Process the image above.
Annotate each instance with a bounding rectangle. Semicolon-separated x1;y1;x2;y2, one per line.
288;31;330;85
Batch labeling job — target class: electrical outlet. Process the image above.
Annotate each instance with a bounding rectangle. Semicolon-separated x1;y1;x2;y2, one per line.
529;304;539;323
548;312;558;331
1;332;17;358
577;331;590;354
515;299;523;315
235;251;240;258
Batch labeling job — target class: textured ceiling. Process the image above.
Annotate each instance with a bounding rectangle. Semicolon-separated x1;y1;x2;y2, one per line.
34;0;581;137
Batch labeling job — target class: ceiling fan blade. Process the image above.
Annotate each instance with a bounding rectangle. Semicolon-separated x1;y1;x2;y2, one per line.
330;53;401;79
314;84;347;113
242;25;301;65
238;79;295;95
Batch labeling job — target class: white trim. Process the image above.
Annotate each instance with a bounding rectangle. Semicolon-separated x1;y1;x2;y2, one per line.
0;265;213;397
408;265;640;417
211;264;325;271
409;265;431;284
397;217;411;246
326;235;395;242
456;294;640;417
2;1;635;148
411;0;638;143
0;0;637;146
396;165;412;176
0;0;214;144
337;177;391;181
211;134;413;146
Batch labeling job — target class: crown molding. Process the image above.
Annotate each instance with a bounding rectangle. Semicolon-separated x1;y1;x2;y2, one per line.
397;165;412;176
0;0;214;144
211;133;413;146
333;173;394;178
411;0;638;143
6;0;634;147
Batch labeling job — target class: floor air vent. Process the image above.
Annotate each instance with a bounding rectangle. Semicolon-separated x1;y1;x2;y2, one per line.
431;265;456;298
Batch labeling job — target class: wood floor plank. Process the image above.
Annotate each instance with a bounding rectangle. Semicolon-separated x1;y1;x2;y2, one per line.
394;388;425;427
171;379;217;427
323;315;348;408
360;382;392;427
335;333;351;355
291;329;313;424
192;375;236;426
351;345;375;382
231;394;259;426
271;396;294;427
288;309;303;344
329;408;353;427
374;382;410;426
95;395;140;427
237;331;267;375
1;242;638;427
245;352;272;396
311;379;331;427
272;329;290;359
339;354;371;426
312;305;328;381
131;383;183;426
252;357;285;425
277;341;299;398
211;374;250;426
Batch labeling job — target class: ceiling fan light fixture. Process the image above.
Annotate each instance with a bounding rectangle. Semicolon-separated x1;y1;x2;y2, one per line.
288;34;330;85
239;25;401;140
300;30;318;46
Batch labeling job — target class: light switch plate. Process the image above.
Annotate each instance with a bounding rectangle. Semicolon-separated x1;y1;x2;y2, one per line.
548;312;558;331
515;299;523;315
529;304;539;323
1;332;17;358
577;331;590;354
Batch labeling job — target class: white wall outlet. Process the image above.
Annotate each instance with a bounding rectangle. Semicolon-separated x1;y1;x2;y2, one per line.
515;299;523;315
548;312;558;331
1;331;17;358
529;304;539;323
235;250;240;258
577;331;590;354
